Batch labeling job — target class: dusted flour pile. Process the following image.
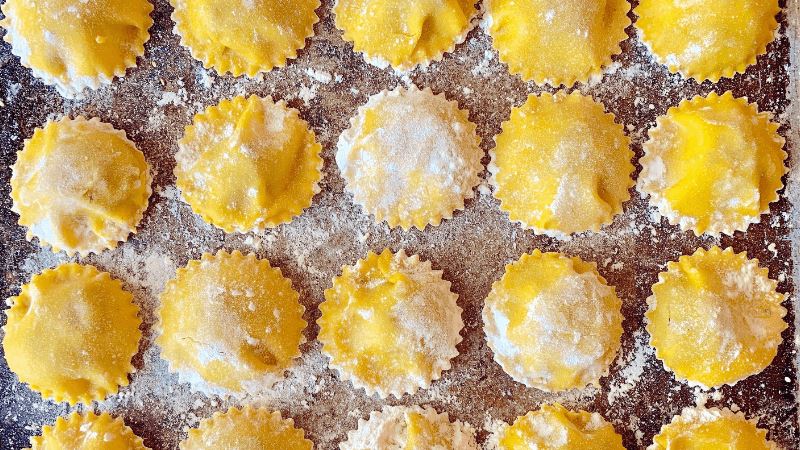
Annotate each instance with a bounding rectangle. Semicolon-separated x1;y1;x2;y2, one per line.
0;0;797;449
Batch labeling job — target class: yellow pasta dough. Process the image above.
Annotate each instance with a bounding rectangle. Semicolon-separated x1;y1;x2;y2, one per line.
341;405;478;450
0;0;153;97
334;0;477;70
649;407;778;450
483;250;623;391
180;406;312;450
10;117;152;255
175;95;322;232
646;246;787;388
3;263;142;405
494;403;624;450
483;0;630;86
638;92;786;236
171;0;320;76
318;249;463;397
28;412;148;450
156;250;306;395
490;92;633;238
336;86;482;230
636;0;780;81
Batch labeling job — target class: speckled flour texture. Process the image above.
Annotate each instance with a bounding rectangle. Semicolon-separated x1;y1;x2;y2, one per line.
0;1;798;449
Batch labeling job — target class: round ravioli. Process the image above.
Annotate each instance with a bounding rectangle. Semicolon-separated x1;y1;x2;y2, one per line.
3;263;142;405
493;403;624;450
28;412;148;450
636;0;780;81
334;0;477;70
156;250;307;395
0;0;153;97
490;92;633;238
639;92;786;236
318;249;463;397
10;117;152;255
646;246;787;388
341;405;478;450
336;86;482;230
483;250;623;391
484;0;630;86
181;407;312;450
649;407;778;450
175;95;322;233
171;0;320;76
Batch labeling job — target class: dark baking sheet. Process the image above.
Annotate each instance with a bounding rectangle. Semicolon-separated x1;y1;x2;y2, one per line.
0;0;797;449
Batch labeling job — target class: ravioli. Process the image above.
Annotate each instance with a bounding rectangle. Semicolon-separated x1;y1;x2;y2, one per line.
638;92;786;236
484;0;630;85
334;0;477;70
1;0;153;96
483;250;623;391
157;250;307;395
494;403;624;450
636;0;780;81
336;86;482;230
650;407;778;450
646;247;787;388
176;95;322;232
490;92;633;238
28;412;148;450
318;249;463;397
11;117;152;255
181;407;312;450
3;263;142;405
341;405;478;450
171;0;320;76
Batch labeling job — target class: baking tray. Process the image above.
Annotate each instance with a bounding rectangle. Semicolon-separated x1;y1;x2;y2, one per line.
0;0;798;448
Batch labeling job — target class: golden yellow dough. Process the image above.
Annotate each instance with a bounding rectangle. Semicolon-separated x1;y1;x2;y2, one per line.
318;249;463;398
495;403;624;450
181;407;312;450
0;0;153;97
636;0;780;81
490;92;633;238
340;405;478;449
334;0;477;70
156;250;306;395
3;263;142;405
10;117;152;255
638;92;786;236
28;412;148;450
484;0;630;86
336;86;482;230
171;0;320;76
649;407;778;450
175;95;322;233
482;250;623;391
646;246;787;388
